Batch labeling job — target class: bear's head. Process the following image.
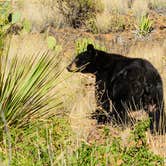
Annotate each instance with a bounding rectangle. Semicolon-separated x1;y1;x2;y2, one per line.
67;44;97;73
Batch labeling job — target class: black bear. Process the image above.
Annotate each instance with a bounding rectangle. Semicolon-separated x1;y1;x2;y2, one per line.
67;44;165;134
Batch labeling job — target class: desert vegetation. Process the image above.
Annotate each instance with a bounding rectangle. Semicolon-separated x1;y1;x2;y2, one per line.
0;0;166;165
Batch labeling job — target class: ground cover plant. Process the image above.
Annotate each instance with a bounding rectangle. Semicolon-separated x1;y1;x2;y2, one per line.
67;120;164;166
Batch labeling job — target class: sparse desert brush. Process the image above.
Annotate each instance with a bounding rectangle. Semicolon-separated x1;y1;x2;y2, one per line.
57;0;103;29
96;12;126;33
94;0;130;33
95;11;112;33
11;0;166;33
13;0;65;32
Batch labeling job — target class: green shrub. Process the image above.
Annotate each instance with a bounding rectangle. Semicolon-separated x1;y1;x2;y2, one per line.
148;0;166;10
46;35;62;53
122;120;163;166
0;1;11;51
0;2;11;36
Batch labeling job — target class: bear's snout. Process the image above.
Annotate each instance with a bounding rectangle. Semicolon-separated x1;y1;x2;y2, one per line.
66;62;78;72
66;65;71;72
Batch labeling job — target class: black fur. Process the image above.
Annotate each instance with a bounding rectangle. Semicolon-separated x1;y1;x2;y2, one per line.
67;44;165;134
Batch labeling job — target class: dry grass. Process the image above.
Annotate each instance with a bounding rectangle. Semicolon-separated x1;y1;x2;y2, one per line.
102;0;166;16
102;0;129;14
95;12;126;33
132;0;149;18
128;41;165;73
13;0;64;32
95;11;112;33
149;0;166;9
2;0;165;164
7;33;47;56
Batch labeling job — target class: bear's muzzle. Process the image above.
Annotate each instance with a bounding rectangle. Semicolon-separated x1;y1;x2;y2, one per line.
66;63;78;72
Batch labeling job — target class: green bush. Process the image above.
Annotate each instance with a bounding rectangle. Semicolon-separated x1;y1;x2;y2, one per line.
0;2;11;37
0;1;11;51
122;120;163;166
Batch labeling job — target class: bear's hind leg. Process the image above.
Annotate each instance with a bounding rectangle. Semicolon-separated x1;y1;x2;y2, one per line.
92;80;111;123
148;102;166;134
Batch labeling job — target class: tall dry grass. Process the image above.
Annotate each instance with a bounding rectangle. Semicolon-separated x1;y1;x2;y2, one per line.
102;0;129;14
13;0;65;32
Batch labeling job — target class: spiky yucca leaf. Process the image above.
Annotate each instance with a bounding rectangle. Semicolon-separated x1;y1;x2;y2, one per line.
0;47;64;129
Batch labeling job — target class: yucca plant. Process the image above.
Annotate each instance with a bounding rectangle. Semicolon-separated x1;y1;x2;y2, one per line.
136;15;153;37
0;44;65;131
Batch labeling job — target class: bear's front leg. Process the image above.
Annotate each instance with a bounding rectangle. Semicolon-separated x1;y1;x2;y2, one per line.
91;79;111;123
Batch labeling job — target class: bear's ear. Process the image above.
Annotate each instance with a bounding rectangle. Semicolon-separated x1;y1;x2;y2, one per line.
87;44;94;52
